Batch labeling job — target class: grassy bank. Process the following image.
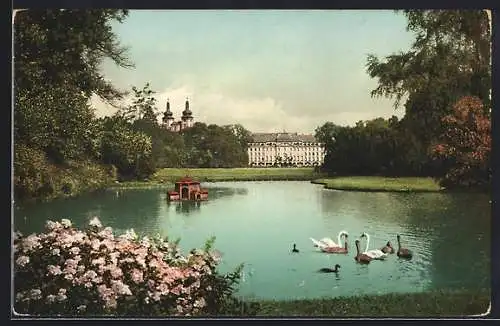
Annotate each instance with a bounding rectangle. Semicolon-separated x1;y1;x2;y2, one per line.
233;289;490;317
151;168;326;183
312;176;444;193
106;180;174;190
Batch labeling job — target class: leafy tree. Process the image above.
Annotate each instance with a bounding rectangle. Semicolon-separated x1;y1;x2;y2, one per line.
314;122;342;146
120;83;160;123
99;116;154;180
14;9;134;198
14;9;133;104
365;10;491;179
430;96;491;188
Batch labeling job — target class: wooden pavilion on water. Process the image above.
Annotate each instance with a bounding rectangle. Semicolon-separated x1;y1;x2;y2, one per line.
166;176;208;201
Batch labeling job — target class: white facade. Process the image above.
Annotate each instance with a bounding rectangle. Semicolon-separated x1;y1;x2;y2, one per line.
247;132;325;167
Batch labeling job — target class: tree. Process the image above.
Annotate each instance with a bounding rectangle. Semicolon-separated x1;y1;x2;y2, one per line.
14;9;133;104
365;10;491;177
120;83;160;123
430;96;491;188
99;116;154;180
314;122;342;146
14;9;133;163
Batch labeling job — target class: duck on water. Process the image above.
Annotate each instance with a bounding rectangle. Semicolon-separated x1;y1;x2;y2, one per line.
318;264;341;273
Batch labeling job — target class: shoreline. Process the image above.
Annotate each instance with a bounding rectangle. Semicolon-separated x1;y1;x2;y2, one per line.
232;288;491;317
16;169;490;204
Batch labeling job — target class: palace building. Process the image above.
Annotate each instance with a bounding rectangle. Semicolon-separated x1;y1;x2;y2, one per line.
247;132;326;167
162;98;194;132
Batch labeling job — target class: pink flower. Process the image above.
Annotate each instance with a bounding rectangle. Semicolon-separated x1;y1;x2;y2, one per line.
170;285;182;296
91;257;106;266
110;280;132;296
47;265;62;276
98;227;114;239
91;239;101;251
22;234;41;252
69;247;80;255
89;216;102;228
51;248;61;256
109;266;123;279
157;282;170;295
61;219;72;228
46;221;62;231
149;291;161;302
63;267;77;277
130;269;144;284
16;255;30;267
193;297;206;308
65;258;79;269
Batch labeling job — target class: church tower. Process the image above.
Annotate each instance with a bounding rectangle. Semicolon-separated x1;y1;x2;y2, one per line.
181;97;194;129
162;99;174;129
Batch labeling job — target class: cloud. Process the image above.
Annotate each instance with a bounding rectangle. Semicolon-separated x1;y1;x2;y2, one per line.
90;80;405;134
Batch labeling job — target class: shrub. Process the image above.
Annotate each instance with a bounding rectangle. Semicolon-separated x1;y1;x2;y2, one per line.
13;218;242;317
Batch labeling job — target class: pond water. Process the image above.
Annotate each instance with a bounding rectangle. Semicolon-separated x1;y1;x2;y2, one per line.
14;181;491;301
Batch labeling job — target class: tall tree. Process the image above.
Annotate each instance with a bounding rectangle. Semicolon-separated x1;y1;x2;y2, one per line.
14;9;133;103
366;10;491;143
14;9;133;163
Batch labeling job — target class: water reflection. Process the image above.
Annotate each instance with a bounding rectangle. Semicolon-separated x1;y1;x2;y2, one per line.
405;193;491;290
167;201;202;215
15;182;491;300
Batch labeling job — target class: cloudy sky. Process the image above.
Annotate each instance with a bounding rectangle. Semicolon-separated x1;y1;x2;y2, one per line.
91;10;415;134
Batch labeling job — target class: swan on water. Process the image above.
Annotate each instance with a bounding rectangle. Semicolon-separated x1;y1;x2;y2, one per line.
321;234;349;254
354;239;372;264
310;230;348;249
396;234;413;259
360;232;388;260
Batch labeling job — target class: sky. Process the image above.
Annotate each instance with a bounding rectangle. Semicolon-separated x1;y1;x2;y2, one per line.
91;10;416;134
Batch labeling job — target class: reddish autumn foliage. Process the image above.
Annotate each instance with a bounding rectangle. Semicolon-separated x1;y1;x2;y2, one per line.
431;96;491;188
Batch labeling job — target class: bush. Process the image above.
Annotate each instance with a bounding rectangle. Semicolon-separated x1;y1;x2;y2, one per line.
13;218;242;317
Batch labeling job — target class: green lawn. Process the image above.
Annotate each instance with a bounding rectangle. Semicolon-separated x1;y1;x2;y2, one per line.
151;167;326;182
312;176;444;192
231;289;490;317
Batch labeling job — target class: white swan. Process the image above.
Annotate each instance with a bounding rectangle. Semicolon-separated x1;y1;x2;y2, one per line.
310;230;348;249
360;232;388;260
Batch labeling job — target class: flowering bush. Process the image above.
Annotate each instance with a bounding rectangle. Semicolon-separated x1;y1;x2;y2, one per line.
13;217;245;317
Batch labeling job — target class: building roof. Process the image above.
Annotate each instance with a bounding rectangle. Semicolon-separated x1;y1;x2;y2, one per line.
175;176;200;184
249;132;319;143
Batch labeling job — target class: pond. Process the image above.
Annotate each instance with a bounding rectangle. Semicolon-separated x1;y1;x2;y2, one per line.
14;181;491;301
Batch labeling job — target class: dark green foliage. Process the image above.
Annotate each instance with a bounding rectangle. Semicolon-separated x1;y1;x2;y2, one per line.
14;9;133;103
14;9;137;201
322;10;491;185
